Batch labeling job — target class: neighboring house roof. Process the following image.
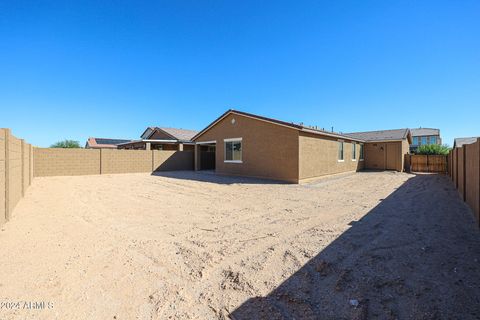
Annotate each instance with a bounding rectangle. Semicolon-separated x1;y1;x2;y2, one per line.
159;127;199;141
454;137;479;148
410;128;440;136
192;109;365;142
345;129;412;143
140;127;198;141
85;137;131;149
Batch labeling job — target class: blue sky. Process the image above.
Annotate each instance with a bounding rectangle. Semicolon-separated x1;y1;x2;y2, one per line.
1;1;478;147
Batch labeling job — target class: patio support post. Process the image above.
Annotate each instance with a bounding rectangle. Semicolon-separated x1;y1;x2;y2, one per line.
194;144;199;171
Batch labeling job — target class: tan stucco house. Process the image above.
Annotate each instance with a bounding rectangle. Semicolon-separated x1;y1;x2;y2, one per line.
192;110;411;183
345;129;412;172
192;110;366;183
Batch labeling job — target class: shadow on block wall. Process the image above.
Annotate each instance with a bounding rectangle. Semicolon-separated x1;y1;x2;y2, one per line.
153;151;195;171
230;174;480;320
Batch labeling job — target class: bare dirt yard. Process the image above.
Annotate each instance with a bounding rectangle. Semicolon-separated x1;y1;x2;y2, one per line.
0;171;479;319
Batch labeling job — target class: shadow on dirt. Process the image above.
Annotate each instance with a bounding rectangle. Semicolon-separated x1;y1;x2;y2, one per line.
230;174;480;320
151;170;289;185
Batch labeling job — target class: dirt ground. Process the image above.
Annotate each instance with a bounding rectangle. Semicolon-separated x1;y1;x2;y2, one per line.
0;171;479;320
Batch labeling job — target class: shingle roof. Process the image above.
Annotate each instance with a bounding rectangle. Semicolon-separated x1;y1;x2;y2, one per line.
344;129;411;142
157;127;199;141
410;128;440;136
454;137;479;148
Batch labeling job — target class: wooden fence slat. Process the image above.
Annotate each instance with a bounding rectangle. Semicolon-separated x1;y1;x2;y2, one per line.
407;154;447;173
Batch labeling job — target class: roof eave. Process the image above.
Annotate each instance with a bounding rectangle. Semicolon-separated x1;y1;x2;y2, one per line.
193;109;358;142
301;128;365;142
364;139;407;143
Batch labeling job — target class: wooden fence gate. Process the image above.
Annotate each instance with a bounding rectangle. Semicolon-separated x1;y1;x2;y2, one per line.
405;155;448;173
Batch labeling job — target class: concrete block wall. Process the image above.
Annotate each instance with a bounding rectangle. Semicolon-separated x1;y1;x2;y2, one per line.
0;131;193;224
0;129;34;225
465;141;480;224
449;139;480;227
34;148;194;177
458;147;466;201
8;134;23;216
0;129;6;225
101;149;152;174
34;149;101;177
153;150;194;171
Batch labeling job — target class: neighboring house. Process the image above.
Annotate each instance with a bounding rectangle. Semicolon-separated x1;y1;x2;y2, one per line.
410;128;442;153
345;129;412;172
191;110;410;183
453;137;479;148
85;137;132;149
117;127;198;151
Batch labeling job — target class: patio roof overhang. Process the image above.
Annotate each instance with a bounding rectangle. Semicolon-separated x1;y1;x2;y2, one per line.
117;139;195;146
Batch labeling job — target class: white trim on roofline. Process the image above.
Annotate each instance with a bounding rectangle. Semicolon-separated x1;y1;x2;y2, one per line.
224;137;243;142
196;140;217;144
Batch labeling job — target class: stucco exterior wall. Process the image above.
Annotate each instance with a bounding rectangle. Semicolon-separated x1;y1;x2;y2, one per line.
364;141;407;172
402;139;410;171
298;132;364;180
195;113;300;183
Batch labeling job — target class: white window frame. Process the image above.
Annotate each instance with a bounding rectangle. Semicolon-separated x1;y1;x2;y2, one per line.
352;143;357;161
224;138;243;163
359;143;364;161
338;140;344;162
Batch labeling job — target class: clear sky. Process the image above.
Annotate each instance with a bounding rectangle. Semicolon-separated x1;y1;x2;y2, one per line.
1;1;478;147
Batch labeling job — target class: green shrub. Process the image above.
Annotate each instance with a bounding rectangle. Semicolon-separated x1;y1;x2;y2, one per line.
415;144;451;155
50;140;81;148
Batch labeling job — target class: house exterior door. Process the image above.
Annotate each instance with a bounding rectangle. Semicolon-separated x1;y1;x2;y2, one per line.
386;143;399;170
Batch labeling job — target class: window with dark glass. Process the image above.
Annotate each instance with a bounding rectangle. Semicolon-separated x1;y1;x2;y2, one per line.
338;141;344;160
225;140;242;162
